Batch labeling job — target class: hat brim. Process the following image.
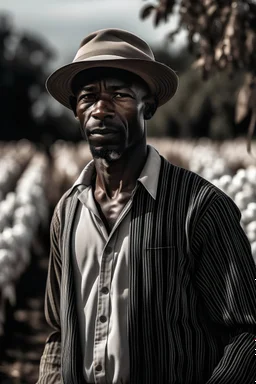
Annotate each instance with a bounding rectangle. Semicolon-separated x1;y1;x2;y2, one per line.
46;57;178;109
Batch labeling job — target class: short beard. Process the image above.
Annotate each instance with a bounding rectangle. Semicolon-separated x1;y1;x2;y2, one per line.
90;147;122;162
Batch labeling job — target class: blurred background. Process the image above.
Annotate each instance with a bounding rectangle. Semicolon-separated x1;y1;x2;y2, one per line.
0;0;255;382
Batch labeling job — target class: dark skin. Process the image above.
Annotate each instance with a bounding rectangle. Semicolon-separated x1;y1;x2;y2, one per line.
70;68;157;233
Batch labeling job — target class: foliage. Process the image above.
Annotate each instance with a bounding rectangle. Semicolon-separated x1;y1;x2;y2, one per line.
141;0;256;149
148;67;247;139
0;13;81;145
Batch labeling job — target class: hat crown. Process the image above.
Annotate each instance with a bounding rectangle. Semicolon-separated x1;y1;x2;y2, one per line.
73;28;155;62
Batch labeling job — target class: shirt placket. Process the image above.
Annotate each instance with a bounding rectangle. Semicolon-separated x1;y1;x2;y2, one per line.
93;193;136;384
93;241;114;382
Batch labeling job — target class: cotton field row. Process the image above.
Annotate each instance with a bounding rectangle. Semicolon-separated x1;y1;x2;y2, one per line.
0;141;36;201
0;142;49;335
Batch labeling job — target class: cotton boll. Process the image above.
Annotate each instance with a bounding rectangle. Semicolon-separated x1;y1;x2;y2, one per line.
251;241;256;264
212;160;230;178
5;192;16;208
218;175;232;191
1;228;16;249
232;175;245;190
234;191;251;211
0;200;13;217
247;231;256;243
4;249;18;265
226;182;242;199
241;209;256;226
246;221;256;243
247;221;256;233
246;166;256;186
12;223;32;246
242;183;256;199
247;202;256;213
16;192;32;206
0;249;12;269
14;205;38;228
236;168;247;181
13;206;27;223
30;185;44;198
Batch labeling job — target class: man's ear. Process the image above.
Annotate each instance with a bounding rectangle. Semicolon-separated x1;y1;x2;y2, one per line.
143;95;158;120
69;96;78;118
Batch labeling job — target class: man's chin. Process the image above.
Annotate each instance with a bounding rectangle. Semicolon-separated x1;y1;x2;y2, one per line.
90;146;123;162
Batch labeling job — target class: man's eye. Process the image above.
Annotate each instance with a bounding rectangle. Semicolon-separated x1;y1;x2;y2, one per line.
79;93;96;101
114;93;132;99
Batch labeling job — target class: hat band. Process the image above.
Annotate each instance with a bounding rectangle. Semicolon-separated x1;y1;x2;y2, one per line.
73;54;153;63
74;46;154;62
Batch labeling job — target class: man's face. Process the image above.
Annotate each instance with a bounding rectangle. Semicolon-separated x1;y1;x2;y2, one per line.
72;68;151;162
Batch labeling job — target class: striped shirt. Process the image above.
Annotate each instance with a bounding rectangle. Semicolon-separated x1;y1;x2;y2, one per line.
37;146;256;384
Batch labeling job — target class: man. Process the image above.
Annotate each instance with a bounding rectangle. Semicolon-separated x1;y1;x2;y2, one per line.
37;29;256;384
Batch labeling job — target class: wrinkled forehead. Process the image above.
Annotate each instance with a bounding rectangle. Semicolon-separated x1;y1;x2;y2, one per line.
71;67;150;94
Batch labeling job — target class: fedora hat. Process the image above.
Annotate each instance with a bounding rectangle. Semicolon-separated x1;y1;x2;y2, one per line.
46;28;178;109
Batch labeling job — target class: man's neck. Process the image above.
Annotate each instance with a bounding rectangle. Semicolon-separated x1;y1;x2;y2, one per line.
93;141;147;199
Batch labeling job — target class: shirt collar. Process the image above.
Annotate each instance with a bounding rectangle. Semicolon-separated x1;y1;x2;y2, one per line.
137;145;160;200
73;158;95;188
71;145;161;200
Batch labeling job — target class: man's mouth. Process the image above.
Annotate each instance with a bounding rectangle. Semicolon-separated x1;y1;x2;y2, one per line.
90;128;118;135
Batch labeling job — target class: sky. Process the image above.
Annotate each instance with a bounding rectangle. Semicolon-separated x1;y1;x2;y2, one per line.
0;0;186;69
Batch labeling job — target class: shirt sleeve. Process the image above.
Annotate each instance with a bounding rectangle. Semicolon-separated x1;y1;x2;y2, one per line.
36;205;62;384
192;194;256;383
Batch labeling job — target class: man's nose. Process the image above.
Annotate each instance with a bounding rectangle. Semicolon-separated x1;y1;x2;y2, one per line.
91;99;115;120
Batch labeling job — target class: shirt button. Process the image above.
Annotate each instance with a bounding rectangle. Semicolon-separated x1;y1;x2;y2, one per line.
95;364;102;372
101;287;109;294
99;315;107;323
